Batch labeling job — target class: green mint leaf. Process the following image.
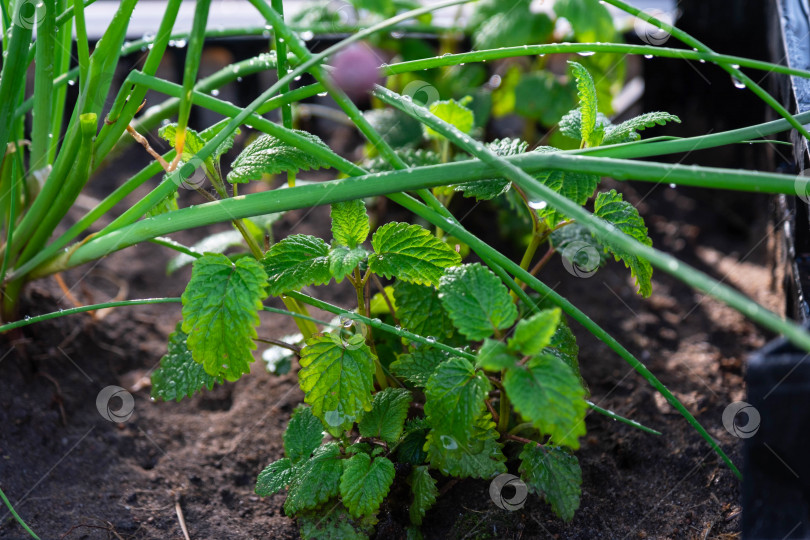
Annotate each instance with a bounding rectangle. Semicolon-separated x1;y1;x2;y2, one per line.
352;0;400;16
390;349;450;387
476;338;516;371
546;317;582;382
393;281;455;339
298;503;376;540
567;61;601;147
340;453;396;518
514;72;577;126
346;442;373;455
396;419;429;465
369;285;396;316
593;189;654;297
508;308;561;355
408;465;438;525
199;123;240;161
453;138;528;201
363;148;441;173
554;0;618;43
503;354;587;449
473;6;552;50
424;357;490;444
284;405;325;464
558;109;611;142
425;413;507;478
285;443;343;515
255;457;295;497
158;124;205;162
438;263;518;341
298;334;376;436
227;131;331;184
151;322;223;402
519;444;582;522
328;246;368;284
363;108;425;151
331;199;370;248
358;388;412;443
603;111;681;145
146;191;178;218
181;254;268;381
263;234;332;295
533;152;600;228
369;222;461;286
159;122;239;163
424;98;475;139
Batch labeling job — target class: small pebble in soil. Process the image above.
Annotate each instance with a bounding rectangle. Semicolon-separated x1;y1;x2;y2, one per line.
329;42;383;100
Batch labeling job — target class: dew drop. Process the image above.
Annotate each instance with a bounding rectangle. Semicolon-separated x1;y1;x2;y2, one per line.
300;30;314;41
668;183;676;188
643;54;653;59
211;89;220;96
528;200;547;210
440;435;458;450
340;315;355;328
731;76;745;89
577;51;595;57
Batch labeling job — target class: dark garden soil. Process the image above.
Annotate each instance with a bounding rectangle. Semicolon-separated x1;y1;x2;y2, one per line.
0;157;777;539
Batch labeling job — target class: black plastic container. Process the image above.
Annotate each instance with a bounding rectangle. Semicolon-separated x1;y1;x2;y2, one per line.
744;331;810;538
743;1;810;537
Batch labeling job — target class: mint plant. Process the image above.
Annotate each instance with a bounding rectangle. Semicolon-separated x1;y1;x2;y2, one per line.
145;62;677;536
6;0;810;537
